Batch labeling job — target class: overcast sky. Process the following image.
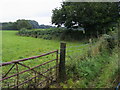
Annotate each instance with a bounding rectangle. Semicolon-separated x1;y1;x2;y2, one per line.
0;0;63;25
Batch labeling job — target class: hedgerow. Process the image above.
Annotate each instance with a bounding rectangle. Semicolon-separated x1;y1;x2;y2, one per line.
17;28;85;41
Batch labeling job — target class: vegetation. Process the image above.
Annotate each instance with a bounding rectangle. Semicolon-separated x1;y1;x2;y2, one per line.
51;49;118;88
16;19;32;30
2;30;90;88
52;2;119;36
1;1;119;88
1;19;55;30
17;28;89;41
2;25;119;88
1;22;17;30
50;27;119;88
2;30;87;62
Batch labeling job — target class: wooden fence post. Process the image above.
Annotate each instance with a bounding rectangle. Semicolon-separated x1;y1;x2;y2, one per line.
59;42;66;82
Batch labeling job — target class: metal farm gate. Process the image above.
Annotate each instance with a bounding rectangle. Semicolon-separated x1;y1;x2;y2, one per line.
0;42;67;88
0;50;59;88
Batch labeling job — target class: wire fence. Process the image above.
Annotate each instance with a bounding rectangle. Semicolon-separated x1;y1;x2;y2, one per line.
62;43;91;63
66;43;90;53
66;43;90;49
66;48;84;53
1;42;95;88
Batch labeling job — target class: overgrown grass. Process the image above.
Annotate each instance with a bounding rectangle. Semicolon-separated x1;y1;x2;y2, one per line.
51;47;119;88
50;30;119;88
95;50;118;88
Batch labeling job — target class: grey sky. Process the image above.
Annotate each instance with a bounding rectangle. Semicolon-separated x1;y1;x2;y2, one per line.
1;0;118;25
0;0;63;25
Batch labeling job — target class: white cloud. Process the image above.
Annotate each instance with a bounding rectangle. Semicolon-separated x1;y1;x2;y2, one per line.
0;0;63;25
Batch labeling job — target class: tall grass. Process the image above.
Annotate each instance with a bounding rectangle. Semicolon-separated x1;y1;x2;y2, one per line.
58;48;118;88
50;29;119;88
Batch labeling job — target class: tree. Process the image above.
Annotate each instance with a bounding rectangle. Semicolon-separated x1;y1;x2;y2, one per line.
2;22;17;30
1;19;55;30
16;19;32;30
52;2;119;36
28;20;40;29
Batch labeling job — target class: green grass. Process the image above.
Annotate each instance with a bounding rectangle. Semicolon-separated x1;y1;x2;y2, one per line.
2;30;89;88
94;49;119;88
2;30;88;62
4;30;118;88
2;30;119;88
2;30;57;62
50;31;119;88
50;49;119;88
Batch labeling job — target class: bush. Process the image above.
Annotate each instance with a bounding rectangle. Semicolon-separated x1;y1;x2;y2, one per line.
17;28;87;41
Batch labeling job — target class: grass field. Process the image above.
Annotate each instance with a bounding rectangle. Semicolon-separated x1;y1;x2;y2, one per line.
1;30;90;88
2;30;88;62
1;30;119;88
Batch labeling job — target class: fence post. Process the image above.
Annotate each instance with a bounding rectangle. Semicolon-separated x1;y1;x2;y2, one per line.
59;42;66;82
15;63;19;89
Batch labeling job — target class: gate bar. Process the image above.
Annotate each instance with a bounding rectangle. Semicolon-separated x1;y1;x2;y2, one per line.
1;50;58;66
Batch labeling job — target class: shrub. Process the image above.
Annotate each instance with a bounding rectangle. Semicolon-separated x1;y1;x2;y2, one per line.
17;28;87;41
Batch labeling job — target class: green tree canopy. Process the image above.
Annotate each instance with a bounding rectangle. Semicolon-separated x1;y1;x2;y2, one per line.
52;2;119;35
1;19;55;30
16;19;32;30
